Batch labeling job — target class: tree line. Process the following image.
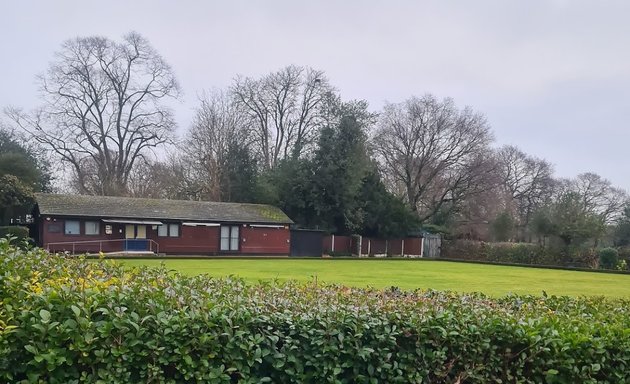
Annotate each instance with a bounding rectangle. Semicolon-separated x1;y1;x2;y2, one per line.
2;32;629;245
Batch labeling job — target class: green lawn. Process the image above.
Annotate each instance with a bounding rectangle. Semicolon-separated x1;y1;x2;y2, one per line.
119;258;630;297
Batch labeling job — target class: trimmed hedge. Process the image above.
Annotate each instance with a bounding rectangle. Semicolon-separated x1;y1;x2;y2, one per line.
442;240;599;269
1;239;629;383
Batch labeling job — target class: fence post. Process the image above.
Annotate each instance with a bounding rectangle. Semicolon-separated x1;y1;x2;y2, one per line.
402;239;405;257
331;234;335;253
420;237;424;258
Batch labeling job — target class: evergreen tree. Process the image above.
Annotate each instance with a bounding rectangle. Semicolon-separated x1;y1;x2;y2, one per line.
311;114;370;233
358;170;420;237
0;128;50;224
0;128;51;192
613;205;630;246
491;211;515;242
220;141;258;203
0;175;35;225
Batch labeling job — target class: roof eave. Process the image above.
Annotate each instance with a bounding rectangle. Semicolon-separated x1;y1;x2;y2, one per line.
37;211;292;225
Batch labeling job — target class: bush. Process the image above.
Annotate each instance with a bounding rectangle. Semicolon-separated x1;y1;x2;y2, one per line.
0;225;29;240
0;226;32;249
442;240;605;269
442;240;554;265
1;239;629;383
441;239;490;261
599;247;619;270
487;242;549;265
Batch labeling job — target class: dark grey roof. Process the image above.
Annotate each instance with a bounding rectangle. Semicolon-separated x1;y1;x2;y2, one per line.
35;193;293;224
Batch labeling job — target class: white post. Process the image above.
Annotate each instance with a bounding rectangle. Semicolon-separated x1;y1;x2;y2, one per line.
367;239;371;256
401;239;405;257
331;234;335;253
420;237;424;258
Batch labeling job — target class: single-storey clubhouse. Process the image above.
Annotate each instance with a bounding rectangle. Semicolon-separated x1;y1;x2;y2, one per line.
34;193;293;255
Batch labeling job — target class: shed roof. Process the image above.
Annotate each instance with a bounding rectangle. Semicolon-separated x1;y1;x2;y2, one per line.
35;194;293;224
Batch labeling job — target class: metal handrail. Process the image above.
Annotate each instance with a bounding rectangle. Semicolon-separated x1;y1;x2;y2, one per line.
46;238;159;255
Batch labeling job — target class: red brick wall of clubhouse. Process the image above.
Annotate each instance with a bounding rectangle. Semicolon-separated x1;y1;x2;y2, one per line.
39;216;290;255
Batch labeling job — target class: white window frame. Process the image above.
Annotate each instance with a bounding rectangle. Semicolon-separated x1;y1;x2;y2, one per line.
157;223;180;237
64;220;80;235
168;223;179;237
157;224;168;237
220;225;240;251
85;221;100;236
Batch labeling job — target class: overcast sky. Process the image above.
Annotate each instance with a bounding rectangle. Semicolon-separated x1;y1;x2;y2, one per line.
1;1;629;190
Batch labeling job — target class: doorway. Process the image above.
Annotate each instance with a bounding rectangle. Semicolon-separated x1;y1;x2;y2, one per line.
124;224;148;251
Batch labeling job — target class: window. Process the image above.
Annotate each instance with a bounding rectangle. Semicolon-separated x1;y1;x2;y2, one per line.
157;224;168;237
157;223;180;237
85;221;100;235
169;223;179;237
47;224;61;233
64;220;80;235
220;225;239;251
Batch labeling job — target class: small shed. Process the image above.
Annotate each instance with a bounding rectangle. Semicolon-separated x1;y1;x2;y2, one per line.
289;229;324;257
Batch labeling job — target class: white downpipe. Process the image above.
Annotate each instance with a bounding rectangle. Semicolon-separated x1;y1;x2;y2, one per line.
420;237;424;258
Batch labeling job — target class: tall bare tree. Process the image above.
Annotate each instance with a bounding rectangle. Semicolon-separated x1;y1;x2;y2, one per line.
231;65;332;169
184;90;250;201
6;32;180;196
566;172;627;224
496;145;555;239
126;155;197;200
374;95;495;224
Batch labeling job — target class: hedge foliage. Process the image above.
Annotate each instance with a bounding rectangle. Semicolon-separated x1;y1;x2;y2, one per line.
599;248;619;270
0;225;29;241
442;240;600;269
1;239;629;383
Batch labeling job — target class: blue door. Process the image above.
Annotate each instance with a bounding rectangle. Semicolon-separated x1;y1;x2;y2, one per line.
124;225;148;251
125;239;148;251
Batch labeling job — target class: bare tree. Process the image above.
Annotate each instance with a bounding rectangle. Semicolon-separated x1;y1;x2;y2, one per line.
567;172;627;224
496;145;555;239
231;65;332;169
453;162;507;240
6;32;180;196
183;90;250;201
127;155;198;200
374;95;495;224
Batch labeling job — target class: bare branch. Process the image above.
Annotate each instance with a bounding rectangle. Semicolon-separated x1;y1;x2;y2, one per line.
5;33;180;195
231;65;333;169
373;95;494;224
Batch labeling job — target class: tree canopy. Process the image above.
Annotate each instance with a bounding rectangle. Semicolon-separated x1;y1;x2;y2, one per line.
7;32;180;196
5;33;629;240
0;127;50;224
